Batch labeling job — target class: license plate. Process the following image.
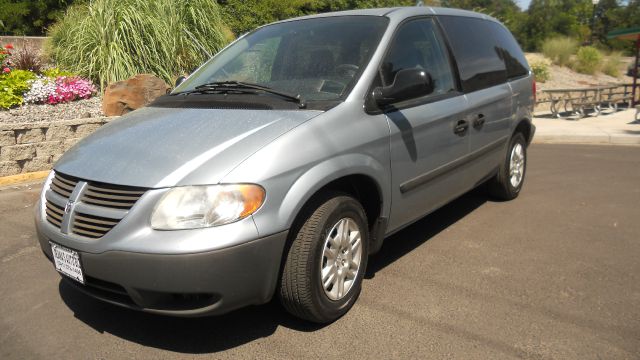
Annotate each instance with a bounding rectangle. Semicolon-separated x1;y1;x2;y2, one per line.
50;242;85;284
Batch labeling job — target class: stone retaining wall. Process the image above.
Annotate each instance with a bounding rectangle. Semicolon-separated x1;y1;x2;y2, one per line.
0;117;113;177
0;36;48;52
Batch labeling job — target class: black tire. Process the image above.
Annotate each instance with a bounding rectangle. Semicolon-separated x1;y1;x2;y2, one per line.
279;194;369;323
488;132;527;201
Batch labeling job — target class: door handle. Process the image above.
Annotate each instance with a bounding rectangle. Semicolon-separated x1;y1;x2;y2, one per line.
473;114;485;129
454;120;469;135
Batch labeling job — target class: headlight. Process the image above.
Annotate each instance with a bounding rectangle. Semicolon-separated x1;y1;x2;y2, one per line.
151;184;265;230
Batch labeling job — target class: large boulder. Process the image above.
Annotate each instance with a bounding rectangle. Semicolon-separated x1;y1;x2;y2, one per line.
102;74;169;116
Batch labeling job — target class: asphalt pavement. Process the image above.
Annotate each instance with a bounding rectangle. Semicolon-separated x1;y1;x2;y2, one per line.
1;144;639;359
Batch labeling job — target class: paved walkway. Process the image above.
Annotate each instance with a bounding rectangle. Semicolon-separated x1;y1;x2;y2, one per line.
533;108;640;145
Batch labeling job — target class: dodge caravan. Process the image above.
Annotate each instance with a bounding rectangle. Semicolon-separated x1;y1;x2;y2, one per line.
35;7;535;323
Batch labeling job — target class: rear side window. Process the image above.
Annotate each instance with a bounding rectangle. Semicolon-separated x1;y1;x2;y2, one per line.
438;16;507;93
489;22;529;80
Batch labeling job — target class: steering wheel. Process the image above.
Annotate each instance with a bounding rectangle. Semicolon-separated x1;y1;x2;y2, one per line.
335;64;360;79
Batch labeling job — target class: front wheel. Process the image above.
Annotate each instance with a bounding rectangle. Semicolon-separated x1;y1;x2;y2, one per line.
279;194;369;323
487;133;527;200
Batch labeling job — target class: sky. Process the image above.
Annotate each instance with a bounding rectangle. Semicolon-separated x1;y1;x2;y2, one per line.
517;0;531;10
516;0;632;10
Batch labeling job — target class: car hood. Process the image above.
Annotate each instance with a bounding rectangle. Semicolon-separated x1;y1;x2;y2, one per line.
54;106;322;188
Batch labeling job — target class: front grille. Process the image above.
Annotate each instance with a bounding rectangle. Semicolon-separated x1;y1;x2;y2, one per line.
81;182;147;210
45;201;64;228
44;171;148;239
72;212;120;239
50;172;79;198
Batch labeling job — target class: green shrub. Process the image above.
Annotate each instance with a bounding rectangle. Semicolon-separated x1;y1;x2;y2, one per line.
47;0;232;90
602;52;622;78
573;46;603;75
0;70;36;109
530;61;550;83
541;37;578;66
41;67;75;79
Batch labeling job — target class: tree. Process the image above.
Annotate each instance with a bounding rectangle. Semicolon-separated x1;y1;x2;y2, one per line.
0;1;29;35
217;0;427;35
441;0;526;47
518;0;593;51
0;0;74;36
600;0;640;53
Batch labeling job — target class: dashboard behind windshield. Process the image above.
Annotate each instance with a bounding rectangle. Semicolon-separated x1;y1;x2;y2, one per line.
175;16;389;103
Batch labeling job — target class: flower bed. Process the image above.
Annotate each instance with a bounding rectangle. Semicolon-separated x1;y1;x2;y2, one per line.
24;76;96;105
0;43;97;110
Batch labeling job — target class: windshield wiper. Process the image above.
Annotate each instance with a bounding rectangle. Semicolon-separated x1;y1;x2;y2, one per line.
177;81;307;108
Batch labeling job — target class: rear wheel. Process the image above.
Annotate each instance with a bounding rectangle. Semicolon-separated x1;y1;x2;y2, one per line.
488;132;527;200
279;194;369;323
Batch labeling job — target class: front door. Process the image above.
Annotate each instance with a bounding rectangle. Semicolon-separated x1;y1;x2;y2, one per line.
380;18;471;232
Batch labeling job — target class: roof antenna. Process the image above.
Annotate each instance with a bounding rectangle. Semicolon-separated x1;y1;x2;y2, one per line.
416;0;424;6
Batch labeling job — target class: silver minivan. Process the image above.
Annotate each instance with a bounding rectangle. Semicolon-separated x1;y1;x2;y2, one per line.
35;7;534;323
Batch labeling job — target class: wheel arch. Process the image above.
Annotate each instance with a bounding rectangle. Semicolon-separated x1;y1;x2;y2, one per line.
513;118;534;145
282;156;388;229
278;154;390;254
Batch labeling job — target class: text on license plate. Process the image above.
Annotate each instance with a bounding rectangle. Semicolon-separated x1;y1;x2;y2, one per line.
50;242;84;284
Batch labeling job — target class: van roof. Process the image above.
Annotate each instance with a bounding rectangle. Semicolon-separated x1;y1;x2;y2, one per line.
272;6;498;25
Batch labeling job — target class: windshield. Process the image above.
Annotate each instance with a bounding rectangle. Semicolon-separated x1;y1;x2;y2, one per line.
174;16;389;103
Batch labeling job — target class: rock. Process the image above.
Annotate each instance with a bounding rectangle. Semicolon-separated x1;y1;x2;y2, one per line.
0;97;104;125
45;124;73;141
0;131;15;146
63;138;81;151
74;123;102;137
102;74;170;116
0;161;21;177
22;156;51;173
0;144;36;161
35;141;64;158
15;128;45;144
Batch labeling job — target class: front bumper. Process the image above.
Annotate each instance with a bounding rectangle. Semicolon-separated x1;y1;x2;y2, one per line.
34;177;290;316
38;228;288;317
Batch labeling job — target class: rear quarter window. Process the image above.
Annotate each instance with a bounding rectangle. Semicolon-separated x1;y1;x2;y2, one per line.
489;22;529;80
437;16;507;93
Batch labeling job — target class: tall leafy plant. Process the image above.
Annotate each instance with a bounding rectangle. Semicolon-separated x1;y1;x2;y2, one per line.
47;0;232;89
541;36;578;66
573;46;603;75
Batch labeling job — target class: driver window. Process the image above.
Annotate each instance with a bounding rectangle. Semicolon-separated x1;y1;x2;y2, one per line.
212;37;281;83
381;18;455;97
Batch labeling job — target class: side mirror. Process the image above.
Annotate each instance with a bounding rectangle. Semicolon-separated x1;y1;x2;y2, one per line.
373;69;434;107
175;76;187;88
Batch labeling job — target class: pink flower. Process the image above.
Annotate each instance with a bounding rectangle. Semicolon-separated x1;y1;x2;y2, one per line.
4;44;13;49
46;76;97;105
2;67;10;73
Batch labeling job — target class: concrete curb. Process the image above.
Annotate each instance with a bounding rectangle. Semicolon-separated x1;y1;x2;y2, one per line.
532;134;640;146
0;170;49;187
